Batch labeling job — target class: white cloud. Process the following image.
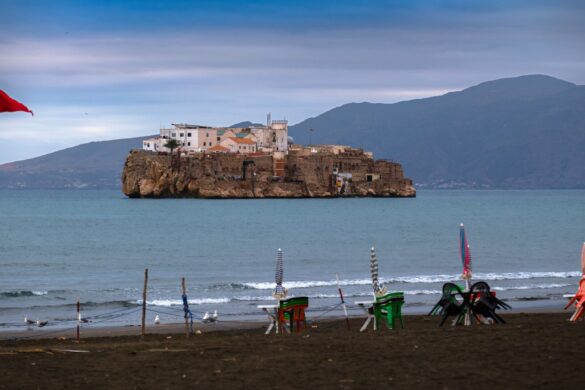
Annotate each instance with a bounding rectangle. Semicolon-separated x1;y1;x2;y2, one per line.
0;2;584;163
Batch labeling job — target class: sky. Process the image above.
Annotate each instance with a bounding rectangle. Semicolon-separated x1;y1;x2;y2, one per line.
0;0;584;163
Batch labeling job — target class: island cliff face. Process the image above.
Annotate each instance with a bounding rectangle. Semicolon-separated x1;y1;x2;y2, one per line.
121;146;415;198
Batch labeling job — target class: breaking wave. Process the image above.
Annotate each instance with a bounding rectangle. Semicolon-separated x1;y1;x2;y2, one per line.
0;290;48;298
238;271;581;290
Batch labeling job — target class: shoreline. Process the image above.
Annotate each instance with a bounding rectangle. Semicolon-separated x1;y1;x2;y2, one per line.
1;313;585;389
0;305;570;341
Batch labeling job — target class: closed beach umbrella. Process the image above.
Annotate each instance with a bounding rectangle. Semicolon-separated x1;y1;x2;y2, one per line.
273;248;287;299
370;246;387;297
460;223;473;290
581;242;585;277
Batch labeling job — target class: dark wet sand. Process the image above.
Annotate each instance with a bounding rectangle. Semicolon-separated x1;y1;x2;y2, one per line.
1;313;584;389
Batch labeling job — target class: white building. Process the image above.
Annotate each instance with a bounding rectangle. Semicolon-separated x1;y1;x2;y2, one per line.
143;114;288;154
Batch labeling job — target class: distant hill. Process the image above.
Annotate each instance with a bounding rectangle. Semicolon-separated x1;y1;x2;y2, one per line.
229;121;265;128
0;136;151;189
1;75;583;189
290;75;585;188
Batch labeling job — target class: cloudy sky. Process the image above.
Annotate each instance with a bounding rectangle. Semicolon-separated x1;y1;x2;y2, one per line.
0;0;584;163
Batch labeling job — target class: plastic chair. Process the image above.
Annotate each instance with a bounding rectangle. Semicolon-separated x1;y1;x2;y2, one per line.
278;297;309;333
428;283;468;326
564;278;585;322
372;292;405;330
469;281;511;324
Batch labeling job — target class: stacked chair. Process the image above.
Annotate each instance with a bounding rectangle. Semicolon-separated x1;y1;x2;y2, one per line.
278;296;309;333
470;281;511;324
564;243;585;322
429;283;468;326
564;278;585;321
429;281;511;326
372;292;405;330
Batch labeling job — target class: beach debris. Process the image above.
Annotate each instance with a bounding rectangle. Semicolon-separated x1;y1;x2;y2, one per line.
146;349;189;353
36;320;48;328
154;314;160;325
370;246;387;297
53;349;90;353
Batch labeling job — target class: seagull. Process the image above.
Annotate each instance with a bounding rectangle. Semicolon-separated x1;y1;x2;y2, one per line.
24;316;35;329
203;310;218;324
36;320;48;327
154;314;160;325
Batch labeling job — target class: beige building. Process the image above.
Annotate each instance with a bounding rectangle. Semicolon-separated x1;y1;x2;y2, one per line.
220;137;257;153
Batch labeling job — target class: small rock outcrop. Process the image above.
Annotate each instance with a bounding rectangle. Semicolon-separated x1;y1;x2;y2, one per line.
122;146;416;198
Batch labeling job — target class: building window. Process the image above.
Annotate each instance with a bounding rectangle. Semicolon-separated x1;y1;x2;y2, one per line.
203;142;207;146
172;133;176;137
217;137;220;141
180;133;184;137
188;142;191;146
206;133;209;137
209;142;212;146
188;132;192;137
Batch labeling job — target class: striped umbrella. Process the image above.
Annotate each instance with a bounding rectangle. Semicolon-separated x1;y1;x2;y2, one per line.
273;248;287;299
581;242;585;277
460;223;473;290
370;246;387;297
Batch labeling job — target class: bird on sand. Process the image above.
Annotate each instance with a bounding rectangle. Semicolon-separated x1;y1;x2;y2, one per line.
36;320;48;327
24;316;35;328
202;310;218;323
154;314;160;325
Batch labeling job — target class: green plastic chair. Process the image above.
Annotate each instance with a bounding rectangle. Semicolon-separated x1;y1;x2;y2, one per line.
373;292;405;330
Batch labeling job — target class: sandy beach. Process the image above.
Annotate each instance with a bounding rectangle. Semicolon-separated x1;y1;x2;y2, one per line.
1;312;584;389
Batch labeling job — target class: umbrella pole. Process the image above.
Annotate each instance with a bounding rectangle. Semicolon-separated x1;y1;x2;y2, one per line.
464;278;472;326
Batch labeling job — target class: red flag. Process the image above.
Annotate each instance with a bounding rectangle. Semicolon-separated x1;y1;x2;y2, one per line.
0;90;33;116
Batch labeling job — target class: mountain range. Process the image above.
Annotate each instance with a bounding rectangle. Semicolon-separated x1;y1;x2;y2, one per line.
0;74;583;189
289;75;585;188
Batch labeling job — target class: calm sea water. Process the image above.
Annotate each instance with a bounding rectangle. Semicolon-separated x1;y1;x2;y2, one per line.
0;190;584;333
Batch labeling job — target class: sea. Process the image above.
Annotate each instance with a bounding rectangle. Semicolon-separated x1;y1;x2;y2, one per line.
0;189;584;334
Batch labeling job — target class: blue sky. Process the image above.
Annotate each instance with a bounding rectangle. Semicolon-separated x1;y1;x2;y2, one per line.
1;0;584;163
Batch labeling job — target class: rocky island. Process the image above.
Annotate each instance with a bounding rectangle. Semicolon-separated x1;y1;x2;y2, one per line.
121;121;415;198
122;146;415;198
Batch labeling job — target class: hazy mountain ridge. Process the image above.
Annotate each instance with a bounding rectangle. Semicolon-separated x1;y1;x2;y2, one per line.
0;136;151;189
289;75;585;188
1;75;583;189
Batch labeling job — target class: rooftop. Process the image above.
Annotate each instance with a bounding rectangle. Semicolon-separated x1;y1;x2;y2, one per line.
228;137;256;145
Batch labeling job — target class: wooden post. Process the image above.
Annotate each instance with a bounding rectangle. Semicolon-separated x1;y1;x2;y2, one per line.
336;273;351;331
181;277;189;338
76;297;80;341
141;268;148;338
